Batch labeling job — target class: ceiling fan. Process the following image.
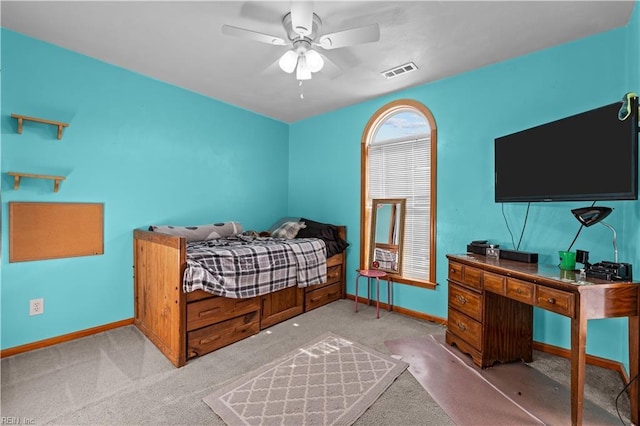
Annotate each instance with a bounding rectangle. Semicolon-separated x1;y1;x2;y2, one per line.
221;1;380;81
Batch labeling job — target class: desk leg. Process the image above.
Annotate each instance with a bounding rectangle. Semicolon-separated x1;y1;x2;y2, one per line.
571;311;587;426
629;314;639;425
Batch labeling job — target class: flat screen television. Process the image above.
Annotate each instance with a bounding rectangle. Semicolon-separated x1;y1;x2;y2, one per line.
494;97;638;202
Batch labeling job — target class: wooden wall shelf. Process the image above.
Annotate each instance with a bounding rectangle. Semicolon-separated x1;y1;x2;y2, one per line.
8;172;66;192
11;114;69;140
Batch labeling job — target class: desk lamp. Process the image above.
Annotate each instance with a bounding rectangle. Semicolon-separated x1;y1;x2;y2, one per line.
571;206;617;263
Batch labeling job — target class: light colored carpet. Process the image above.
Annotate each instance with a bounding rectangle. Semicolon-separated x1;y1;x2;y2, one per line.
0;299;629;425
203;332;408;425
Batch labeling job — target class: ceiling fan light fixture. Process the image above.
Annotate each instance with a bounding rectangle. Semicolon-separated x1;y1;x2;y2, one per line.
223;4;381;83
279;49;298;73
296;56;312;80
305;49;324;72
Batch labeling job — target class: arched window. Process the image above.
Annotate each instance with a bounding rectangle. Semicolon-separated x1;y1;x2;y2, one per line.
360;100;437;288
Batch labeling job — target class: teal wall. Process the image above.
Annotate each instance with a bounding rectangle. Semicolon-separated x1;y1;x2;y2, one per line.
2;3;639;370
290;7;639;366
1;30;289;349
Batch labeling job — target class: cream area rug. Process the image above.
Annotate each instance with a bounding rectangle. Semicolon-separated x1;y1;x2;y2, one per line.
203;332;408;425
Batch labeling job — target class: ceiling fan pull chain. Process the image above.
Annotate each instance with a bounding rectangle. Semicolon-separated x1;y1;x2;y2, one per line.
299;81;304;99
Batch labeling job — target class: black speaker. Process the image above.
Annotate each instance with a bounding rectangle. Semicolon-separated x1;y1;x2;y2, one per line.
499;249;538;263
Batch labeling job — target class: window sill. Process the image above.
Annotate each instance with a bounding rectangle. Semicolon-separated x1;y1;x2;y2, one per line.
385;274;437;290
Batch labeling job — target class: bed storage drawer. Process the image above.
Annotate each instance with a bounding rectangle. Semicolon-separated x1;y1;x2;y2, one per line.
260;286;304;329
327;253;344;268
187;296;260;331
187;311;260;359
305;281;342;311
326;265;342;285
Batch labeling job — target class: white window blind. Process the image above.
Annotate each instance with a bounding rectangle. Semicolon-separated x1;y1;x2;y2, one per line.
368;135;431;280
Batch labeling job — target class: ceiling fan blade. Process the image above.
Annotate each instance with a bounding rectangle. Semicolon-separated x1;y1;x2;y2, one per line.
317;23;380;50
290;1;314;37
318;53;342;79
221;25;286;46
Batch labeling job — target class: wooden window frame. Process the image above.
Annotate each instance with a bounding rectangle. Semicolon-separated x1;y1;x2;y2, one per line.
360;99;437;289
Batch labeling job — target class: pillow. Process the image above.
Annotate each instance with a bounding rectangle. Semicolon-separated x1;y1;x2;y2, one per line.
268;217;302;233
148;221;242;242
271;221;306;239
296;218;348;257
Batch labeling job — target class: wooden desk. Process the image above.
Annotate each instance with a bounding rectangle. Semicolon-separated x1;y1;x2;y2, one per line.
445;254;639;426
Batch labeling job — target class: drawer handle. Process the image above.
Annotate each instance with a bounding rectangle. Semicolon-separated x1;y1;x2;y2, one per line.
310;296;322;303
199;307;221;317
455;295;468;305
546;297;556;304
199;335;221;345
516;288;522;294
450;268;455;273
235;324;253;333
456;321;467;332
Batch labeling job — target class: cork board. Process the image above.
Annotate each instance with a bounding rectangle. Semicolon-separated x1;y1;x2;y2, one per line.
9;202;104;262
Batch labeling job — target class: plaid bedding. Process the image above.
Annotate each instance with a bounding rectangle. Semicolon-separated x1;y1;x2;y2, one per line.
183;237;327;298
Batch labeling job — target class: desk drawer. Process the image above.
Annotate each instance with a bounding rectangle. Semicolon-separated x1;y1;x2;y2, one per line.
448;262;463;282
506;278;535;304
463;266;483;291
536;286;575;317
484;272;505;294
448;309;482;351
449;283;482;321
448;262;483;291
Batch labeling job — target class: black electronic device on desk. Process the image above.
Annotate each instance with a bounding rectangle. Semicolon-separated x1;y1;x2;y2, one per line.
587;262;633;281
466;240;538;263
576;249;633;281
467;240;495;256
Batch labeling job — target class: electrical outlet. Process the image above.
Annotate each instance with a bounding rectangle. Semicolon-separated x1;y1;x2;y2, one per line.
29;298;44;316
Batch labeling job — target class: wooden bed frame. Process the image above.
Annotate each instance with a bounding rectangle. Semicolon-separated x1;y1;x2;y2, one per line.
133;226;347;367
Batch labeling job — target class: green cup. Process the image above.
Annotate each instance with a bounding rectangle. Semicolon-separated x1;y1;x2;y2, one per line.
558;250;577;271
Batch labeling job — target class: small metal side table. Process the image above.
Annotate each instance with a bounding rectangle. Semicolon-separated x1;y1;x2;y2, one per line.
354;269;391;319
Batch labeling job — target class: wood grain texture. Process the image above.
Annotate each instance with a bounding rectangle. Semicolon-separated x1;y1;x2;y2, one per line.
9;202;103;262
133;225;347;368
133;230;187;367
446;254;640;426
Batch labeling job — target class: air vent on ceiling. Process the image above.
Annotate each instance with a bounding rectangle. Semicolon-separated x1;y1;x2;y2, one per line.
381;62;418;79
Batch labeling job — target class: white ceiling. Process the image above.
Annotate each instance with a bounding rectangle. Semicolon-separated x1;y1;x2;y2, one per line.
1;1;635;123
